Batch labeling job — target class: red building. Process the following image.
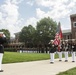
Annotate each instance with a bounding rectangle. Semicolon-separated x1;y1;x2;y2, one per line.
62;14;76;40
70;14;76;39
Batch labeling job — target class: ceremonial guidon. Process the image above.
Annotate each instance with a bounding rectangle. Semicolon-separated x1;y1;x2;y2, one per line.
0;32;7;72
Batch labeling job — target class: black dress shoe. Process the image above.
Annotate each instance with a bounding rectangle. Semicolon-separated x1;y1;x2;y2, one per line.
0;70;3;72
65;60;68;62
72;61;75;62
59;60;62;61
50;62;54;64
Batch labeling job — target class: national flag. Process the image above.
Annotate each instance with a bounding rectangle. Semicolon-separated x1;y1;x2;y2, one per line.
56;22;63;39
53;22;63;51
53;38;60;45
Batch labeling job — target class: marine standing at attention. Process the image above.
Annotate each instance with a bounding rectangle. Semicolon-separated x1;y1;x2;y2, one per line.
72;39;76;62
49;40;57;64
0;32;7;72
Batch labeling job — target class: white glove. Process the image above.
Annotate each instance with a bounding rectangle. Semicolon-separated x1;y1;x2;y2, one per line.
3;34;6;37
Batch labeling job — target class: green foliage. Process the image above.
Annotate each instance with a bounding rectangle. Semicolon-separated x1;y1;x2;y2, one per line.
19;17;57;46
0;29;10;39
4;48;17;52
36;17;57;45
19;25;36;47
57;67;76;75
0;29;10;46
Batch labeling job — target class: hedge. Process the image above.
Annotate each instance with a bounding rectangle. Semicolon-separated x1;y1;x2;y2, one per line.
4;48;17;52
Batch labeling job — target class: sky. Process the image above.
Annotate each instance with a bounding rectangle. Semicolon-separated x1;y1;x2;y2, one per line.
0;0;76;37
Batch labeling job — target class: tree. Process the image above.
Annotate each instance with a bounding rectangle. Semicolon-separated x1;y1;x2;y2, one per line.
19;17;57;48
19;25;36;47
0;29;10;39
0;29;10;45
36;17;57;45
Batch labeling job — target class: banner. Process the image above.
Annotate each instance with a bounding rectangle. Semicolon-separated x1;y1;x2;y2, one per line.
53;22;63;51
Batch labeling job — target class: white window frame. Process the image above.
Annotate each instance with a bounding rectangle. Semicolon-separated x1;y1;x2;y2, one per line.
73;22;76;27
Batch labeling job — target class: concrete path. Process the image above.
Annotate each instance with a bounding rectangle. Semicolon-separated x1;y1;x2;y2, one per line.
0;57;76;75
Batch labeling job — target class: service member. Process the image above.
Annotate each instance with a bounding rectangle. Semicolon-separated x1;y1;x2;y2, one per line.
58;45;62;61
0;32;7;72
72;39;76;62
64;40;69;62
49;40;57;64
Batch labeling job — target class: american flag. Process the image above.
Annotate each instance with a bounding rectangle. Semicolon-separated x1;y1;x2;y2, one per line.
53;22;63;51
53;33;60;45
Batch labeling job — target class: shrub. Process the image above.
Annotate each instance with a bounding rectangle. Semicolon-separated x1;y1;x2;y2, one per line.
4;48;17;52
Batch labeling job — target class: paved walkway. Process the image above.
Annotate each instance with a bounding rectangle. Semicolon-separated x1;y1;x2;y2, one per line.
0;57;76;75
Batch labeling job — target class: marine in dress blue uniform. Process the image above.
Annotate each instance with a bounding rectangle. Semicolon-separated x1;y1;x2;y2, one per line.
72;39;76;62
64;40;69;62
0;32;7;72
49;40;57;64
58;40;65;61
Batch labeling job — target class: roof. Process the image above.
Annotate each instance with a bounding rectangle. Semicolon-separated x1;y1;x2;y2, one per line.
0;32;3;34
62;29;71;34
70;14;76;17
14;32;20;35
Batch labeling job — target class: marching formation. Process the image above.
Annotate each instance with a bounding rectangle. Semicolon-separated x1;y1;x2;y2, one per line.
49;39;76;64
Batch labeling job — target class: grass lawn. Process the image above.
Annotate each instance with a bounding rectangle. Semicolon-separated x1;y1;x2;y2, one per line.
3;52;60;64
3;52;49;64
57;67;76;75
3;52;71;64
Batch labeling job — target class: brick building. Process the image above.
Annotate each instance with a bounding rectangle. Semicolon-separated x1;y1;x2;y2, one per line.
62;14;76;40
62;29;72;40
70;14;76;39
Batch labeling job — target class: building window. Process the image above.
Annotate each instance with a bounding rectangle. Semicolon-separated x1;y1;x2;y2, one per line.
68;35;69;39
72;18;74;20
73;22;76;27
75;32;76;39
